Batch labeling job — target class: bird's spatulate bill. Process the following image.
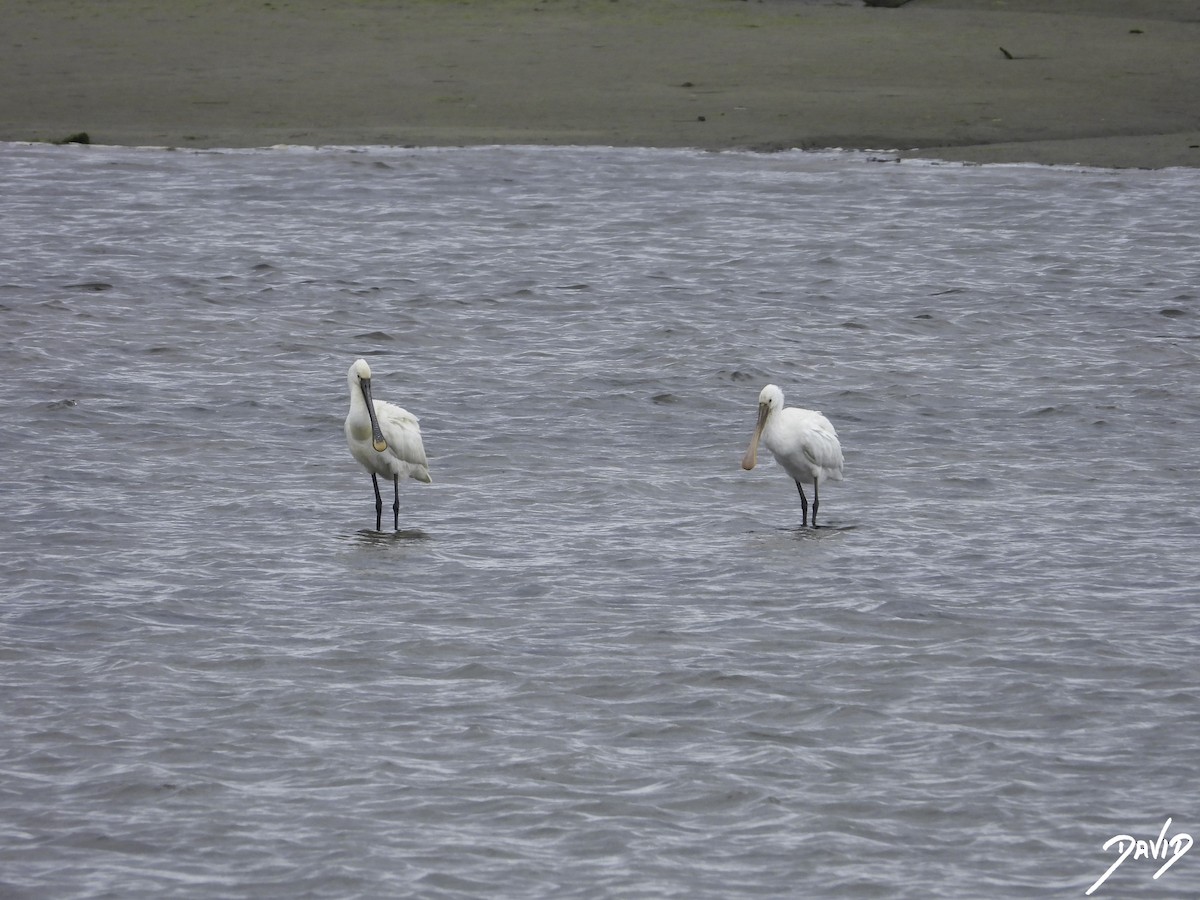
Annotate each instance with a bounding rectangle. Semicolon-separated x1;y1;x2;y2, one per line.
741;438;759;471
741;405;769;470
360;380;389;452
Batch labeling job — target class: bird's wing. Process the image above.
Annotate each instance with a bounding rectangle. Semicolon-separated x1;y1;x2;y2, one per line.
798;410;845;475
375;401;431;472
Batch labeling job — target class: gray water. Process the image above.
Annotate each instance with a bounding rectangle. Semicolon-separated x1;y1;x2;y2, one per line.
1;143;1198;898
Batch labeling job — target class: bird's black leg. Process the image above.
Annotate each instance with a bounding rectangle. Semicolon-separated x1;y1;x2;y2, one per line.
392;474;400;531
812;478;820;528
795;480;809;527
371;473;383;531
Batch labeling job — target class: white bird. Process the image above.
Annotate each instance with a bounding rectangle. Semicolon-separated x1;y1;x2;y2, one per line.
741;383;844;527
344;358;431;531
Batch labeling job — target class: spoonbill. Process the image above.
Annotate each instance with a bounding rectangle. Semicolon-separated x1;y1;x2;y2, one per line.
741;384;844;527
344;358;431;531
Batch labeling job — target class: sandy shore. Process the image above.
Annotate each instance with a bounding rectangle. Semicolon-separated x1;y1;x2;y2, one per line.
2;0;1198;168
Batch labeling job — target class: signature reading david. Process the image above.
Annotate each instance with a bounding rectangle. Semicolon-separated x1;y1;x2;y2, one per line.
1086;818;1191;895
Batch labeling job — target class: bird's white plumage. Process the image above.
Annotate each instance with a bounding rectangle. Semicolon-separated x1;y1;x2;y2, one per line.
742;384;843;483
742;384;843;525
345;358;431;485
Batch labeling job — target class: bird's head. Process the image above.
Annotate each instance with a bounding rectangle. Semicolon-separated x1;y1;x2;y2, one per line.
742;384;783;471
348;358;387;452
349;357;372;385
758;384;784;411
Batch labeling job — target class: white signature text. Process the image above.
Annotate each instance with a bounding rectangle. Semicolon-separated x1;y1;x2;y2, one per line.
1086;818;1192;895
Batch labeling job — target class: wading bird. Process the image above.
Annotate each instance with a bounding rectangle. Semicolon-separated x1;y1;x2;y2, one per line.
344;358;431;531
741;384;844;527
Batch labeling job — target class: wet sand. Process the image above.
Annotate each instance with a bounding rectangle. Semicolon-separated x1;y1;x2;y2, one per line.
2;0;1197;167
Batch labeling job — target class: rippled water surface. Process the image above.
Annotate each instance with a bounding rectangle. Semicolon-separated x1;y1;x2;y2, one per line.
2;143;1198;898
